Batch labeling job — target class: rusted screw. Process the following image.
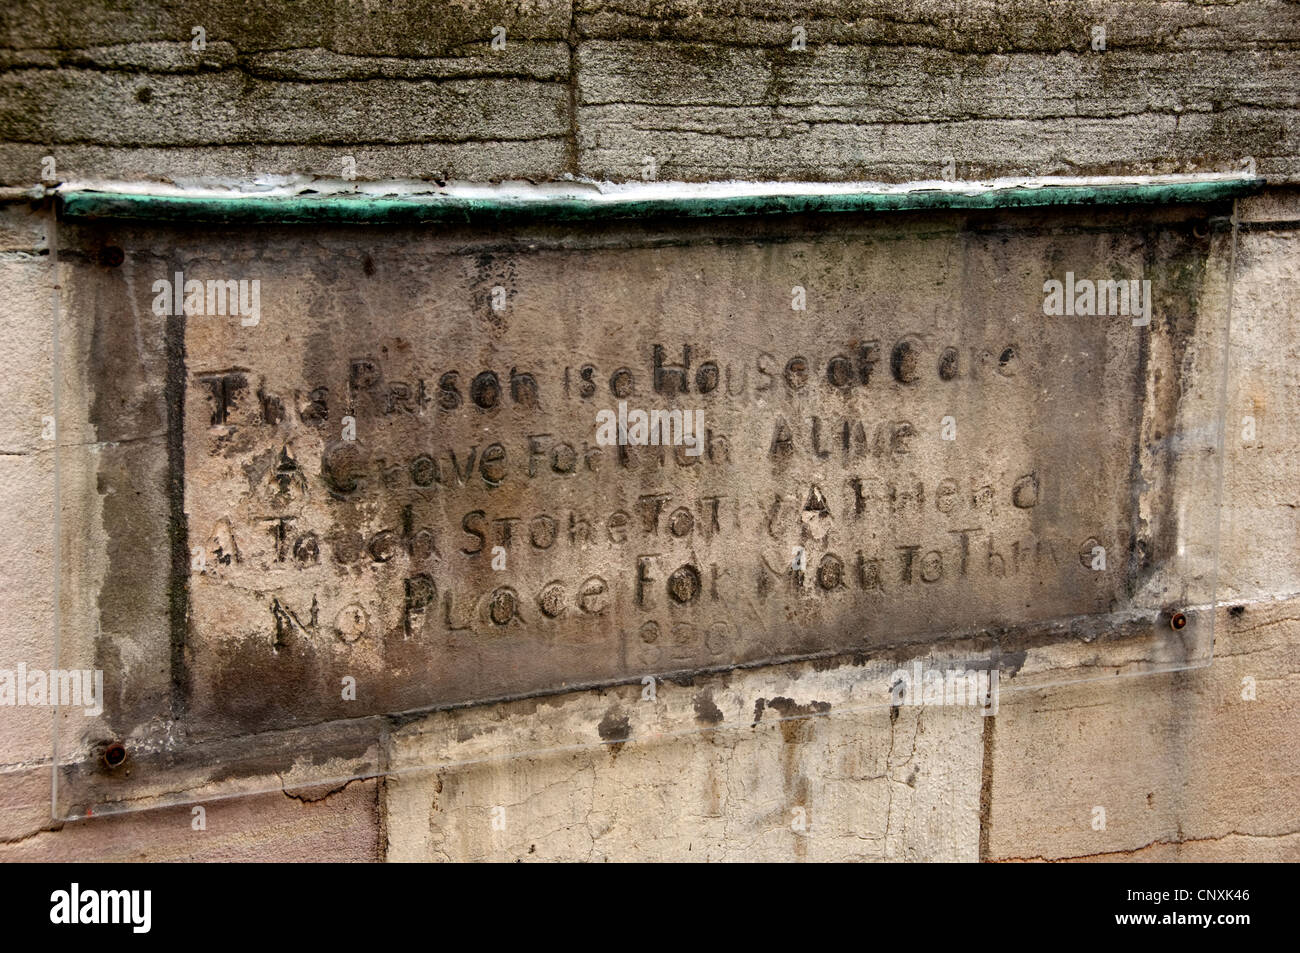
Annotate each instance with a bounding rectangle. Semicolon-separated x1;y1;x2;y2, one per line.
102;742;127;768
98;245;124;267
1170;611;1188;631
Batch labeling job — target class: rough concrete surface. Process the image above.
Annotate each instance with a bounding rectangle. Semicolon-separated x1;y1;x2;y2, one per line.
986;599;1300;861
0;0;1296;183
386;699;982;862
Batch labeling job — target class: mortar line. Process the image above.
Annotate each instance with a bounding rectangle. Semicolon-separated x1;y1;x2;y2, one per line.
48;199;60;822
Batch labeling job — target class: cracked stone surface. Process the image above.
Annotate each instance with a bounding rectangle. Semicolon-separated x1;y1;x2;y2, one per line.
0;0;1297;183
385;691;982;862
985;600;1300;861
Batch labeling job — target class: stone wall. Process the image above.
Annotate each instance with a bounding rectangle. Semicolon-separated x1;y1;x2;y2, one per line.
2;0;1298;185
0;1;1296;861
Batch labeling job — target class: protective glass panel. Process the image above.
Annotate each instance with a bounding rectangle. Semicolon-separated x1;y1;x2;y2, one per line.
50;197;1229;818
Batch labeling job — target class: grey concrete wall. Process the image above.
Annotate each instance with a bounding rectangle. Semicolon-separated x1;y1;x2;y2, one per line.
1;0;1297;184
0;2;1297;862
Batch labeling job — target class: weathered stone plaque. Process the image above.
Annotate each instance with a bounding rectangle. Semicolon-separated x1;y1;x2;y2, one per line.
53;195;1226;813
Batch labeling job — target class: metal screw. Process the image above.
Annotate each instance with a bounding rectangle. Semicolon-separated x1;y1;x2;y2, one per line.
1170;611;1188;631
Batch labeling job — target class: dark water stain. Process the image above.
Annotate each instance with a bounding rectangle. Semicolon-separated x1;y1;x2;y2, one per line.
693;691;724;726
764;696;832;719
597;706;631;756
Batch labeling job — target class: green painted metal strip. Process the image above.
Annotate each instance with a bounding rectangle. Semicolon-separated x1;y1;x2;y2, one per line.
57;179;1261;225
